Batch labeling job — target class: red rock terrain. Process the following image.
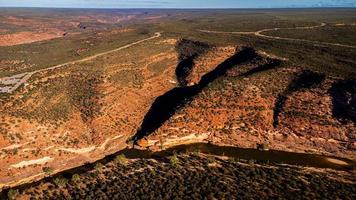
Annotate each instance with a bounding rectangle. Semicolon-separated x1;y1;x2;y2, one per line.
139;48;355;160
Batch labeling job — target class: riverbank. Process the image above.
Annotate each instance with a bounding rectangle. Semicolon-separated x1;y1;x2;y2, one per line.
1;140;355;198
3;150;355;199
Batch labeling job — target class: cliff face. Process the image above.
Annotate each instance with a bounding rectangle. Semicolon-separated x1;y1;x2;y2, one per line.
137;46;355;160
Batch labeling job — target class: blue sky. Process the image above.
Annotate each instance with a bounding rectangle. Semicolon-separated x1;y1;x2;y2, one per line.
0;0;356;8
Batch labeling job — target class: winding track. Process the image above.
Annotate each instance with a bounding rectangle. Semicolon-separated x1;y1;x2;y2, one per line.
0;32;161;94
199;23;356;49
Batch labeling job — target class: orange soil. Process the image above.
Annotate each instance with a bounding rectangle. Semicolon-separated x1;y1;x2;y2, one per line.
0;39;178;188
0;31;64;46
188;46;236;85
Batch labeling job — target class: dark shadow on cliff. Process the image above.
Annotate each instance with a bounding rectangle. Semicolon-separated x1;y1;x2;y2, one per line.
329;79;356;124
175;39;212;86
240;59;281;77
132;47;257;142
273;70;326;127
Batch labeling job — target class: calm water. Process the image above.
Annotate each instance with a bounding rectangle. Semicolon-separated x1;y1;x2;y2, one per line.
121;143;355;171
6;142;354;197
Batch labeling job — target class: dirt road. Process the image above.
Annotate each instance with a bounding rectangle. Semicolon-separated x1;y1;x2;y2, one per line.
0;32;162;94
199;23;356;49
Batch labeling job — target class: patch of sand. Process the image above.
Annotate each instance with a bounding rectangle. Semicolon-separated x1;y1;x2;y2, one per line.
326;158;349;166
56;146;96;154
157;38;177;45
257;50;288;61
0;143;23;150
163;133;210;147
10;157;54;168
98;135;123;150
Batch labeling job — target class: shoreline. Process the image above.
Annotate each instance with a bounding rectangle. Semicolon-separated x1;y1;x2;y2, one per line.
1;140;355;193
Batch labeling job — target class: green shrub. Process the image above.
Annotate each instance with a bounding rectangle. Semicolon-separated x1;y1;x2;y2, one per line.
169;154;179;166
207;155;216;164
71;174;81;183
42;167;54;175
7;189;19;200
94;162;104;170
53;177;68;187
115;154;128;165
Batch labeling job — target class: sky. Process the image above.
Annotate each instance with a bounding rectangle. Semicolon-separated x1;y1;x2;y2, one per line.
0;0;356;8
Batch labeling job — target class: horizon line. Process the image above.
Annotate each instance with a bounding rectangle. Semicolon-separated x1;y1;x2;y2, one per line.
1;6;356;9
